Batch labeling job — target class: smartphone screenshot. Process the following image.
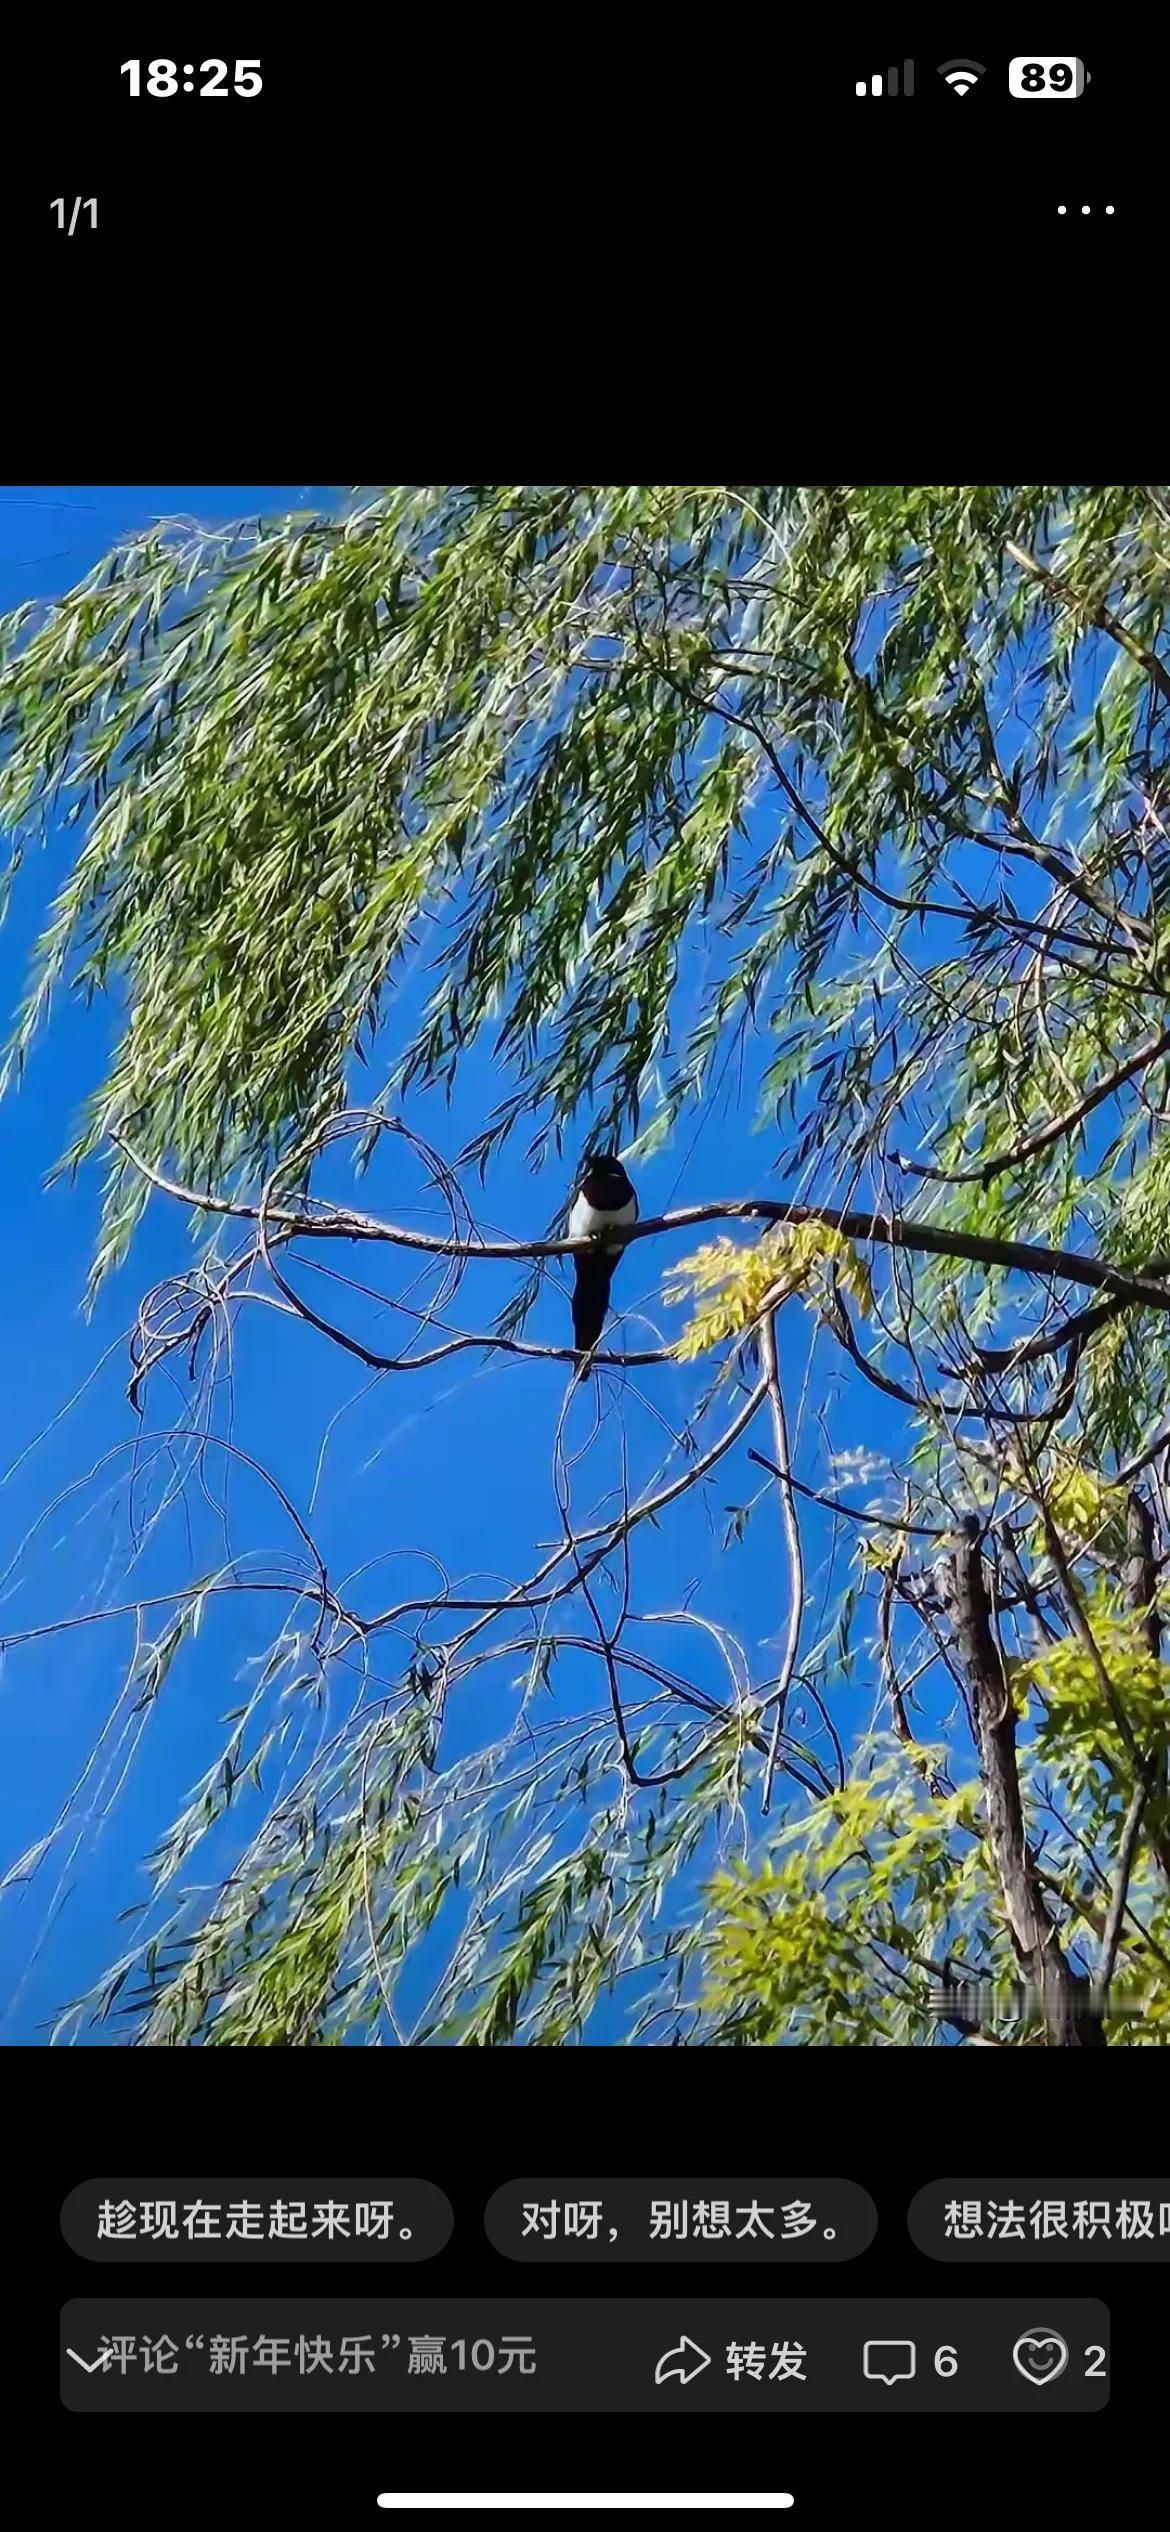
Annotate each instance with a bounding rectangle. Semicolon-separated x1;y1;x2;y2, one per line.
1;28;1163;2531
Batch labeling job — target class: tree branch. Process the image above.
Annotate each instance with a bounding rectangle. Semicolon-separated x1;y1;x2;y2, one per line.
110;1129;1170;1320
893;1022;1170;1187
1005;537;1170;714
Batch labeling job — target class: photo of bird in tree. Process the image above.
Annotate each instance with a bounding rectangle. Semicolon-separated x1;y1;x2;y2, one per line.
2;484;1170;2047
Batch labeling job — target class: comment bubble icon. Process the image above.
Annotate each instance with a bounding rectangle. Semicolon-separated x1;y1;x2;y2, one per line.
862;2339;916;2385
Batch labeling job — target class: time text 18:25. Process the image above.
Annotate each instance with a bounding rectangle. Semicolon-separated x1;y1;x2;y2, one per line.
119;60;262;97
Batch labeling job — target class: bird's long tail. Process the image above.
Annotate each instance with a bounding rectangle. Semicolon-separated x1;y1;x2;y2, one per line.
572;1255;615;1381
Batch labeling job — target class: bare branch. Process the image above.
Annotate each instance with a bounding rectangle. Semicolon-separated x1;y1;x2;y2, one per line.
111;1123;1170;1321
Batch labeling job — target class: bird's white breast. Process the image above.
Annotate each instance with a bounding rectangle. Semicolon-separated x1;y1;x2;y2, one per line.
569;1191;637;1248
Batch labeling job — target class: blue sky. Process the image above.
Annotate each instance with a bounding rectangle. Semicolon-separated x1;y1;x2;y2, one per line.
0;486;1108;2045
0;489;350;2037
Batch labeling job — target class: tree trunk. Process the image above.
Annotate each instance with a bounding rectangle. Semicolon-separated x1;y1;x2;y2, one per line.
1126;1490;1170;1887
934;1518;1104;2048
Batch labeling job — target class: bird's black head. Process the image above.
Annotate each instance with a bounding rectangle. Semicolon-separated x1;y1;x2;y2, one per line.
583;1148;623;1177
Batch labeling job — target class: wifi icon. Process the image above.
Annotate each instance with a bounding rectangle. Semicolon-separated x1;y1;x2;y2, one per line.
938;58;985;95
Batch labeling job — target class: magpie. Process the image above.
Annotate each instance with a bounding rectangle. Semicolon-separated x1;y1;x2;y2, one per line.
567;1151;638;1377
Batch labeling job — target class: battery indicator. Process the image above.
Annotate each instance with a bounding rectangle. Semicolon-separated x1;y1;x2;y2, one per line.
1009;57;1089;98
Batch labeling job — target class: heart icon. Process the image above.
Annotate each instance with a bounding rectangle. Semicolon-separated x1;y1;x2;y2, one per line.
1012;2327;1069;2386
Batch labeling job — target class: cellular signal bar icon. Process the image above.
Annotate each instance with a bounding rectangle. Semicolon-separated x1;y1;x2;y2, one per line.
855;61;915;96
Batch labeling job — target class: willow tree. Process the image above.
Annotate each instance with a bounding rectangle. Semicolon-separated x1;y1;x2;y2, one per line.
3;483;1170;2045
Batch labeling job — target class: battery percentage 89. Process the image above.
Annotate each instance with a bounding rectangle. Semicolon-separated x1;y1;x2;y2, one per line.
1009;58;1089;97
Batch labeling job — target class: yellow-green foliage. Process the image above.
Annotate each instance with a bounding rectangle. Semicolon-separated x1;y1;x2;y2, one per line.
1042;1460;1123;1547
1048;1458;1119;1529
1002;1448;1128;1562
1012;1579;1170;1750
699;1746;988;2042
666;1221;874;1361
857;1532;909;1573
